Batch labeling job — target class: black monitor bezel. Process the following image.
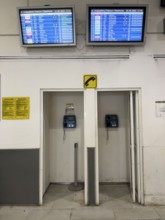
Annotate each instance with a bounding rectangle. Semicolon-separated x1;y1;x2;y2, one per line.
86;4;148;46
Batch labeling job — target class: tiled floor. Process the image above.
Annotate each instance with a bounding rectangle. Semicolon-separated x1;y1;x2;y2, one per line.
0;183;164;220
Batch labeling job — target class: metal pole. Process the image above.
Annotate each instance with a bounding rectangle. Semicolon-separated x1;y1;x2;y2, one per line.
68;143;84;191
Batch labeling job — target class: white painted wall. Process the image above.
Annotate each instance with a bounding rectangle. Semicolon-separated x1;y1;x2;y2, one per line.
0;0;165;205
98;92;130;183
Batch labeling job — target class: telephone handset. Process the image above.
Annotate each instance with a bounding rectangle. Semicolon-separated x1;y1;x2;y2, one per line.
84;76;95;87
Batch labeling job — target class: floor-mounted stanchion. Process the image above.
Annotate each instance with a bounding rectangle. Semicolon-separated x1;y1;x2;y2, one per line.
68;143;84;191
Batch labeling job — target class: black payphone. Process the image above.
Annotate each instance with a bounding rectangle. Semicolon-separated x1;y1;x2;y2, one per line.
63;103;76;140
63;115;76;128
105;114;119;128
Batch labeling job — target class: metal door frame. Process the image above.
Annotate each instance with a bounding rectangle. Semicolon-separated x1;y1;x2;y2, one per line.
96;88;144;205
40;88;84;205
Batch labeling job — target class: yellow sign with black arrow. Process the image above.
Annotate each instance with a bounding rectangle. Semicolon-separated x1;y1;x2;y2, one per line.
84;75;97;89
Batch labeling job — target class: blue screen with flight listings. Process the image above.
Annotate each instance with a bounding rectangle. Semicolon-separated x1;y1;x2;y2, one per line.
19;8;75;46
89;7;146;43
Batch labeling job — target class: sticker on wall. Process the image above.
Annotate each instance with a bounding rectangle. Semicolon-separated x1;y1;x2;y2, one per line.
2;97;30;120
84;75;97;89
155;101;165;117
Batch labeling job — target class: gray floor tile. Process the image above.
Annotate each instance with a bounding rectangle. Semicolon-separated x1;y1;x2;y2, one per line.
26;209;71;220
100;199;141;209
114;207;160;220
45;184;83;209
0;184;164;220
52;197;82;209
0;206;30;220
154;207;165;220
71;207;115;220
99;184;140;209
73;190;84;201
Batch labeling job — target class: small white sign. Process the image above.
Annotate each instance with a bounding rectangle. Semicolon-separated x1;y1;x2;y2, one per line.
155;101;165;117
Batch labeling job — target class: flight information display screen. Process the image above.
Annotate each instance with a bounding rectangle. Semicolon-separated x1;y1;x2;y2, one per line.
88;6;147;45
18;7;76;47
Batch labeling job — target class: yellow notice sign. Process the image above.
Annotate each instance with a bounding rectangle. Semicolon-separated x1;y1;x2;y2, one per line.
84;75;97;89
2;97;30;120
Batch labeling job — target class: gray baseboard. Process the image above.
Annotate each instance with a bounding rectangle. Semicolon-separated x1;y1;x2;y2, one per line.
88;147;95;205
0;149;39;205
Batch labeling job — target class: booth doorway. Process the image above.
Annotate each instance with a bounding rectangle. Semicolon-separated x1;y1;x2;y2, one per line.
97;90;143;205
40;90;84;205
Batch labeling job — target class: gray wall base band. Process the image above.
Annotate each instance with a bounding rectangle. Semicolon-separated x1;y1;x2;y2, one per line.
88;148;95;205
0;149;39;205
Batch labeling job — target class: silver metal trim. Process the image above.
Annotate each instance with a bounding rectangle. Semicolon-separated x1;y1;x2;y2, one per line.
0;55;130;60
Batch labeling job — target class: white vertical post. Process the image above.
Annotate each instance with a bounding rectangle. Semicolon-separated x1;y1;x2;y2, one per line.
84;89;96;204
95;91;99;205
39;89;43;205
130;91;136;203
84;89;96;148
138;90;144;205
135;91;141;203
84;89;99;205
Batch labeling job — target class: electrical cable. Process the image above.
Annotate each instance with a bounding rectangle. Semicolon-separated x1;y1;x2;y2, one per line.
63;128;66;140
106;128;109;143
